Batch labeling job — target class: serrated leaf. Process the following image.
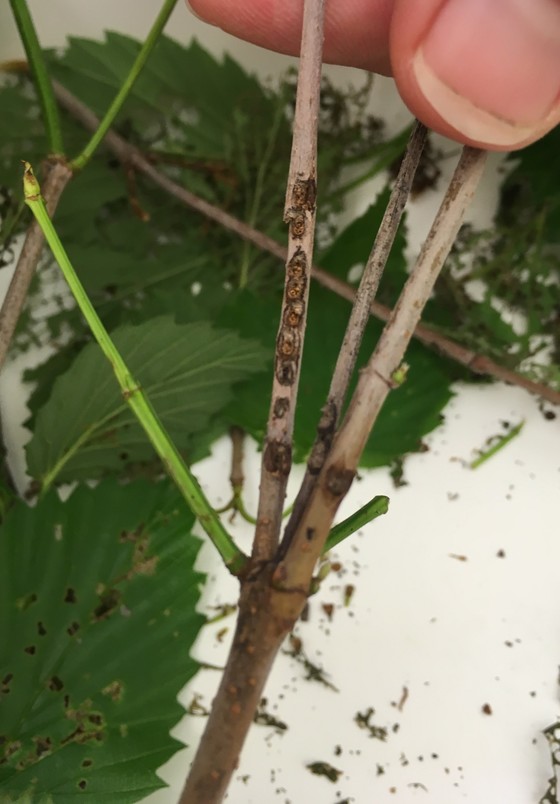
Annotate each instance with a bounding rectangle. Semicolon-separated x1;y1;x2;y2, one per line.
46;34;277;159
26;318;270;484
0;480;205;802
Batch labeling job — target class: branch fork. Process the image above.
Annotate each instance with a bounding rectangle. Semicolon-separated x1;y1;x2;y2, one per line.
6;4;501;803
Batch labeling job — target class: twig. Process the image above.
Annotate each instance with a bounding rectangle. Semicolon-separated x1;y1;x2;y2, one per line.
229;425;245;496
0;160;72;370
9;0;63;153
251;0;326;564
323;494;389;553
178;3;326;800
22;163;247;576
277;147;489;592
215;427;258;524
47;80;560;406
470;419;525;469
315;274;560;406
280;122;427;555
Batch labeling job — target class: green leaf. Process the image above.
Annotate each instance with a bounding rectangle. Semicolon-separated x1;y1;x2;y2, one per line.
0;83;48;190
26;317;270;484
54;161;129;244
319;189;408;307
298;288;453;467
47;34;279;160
0;479;205;801
500;127;560;242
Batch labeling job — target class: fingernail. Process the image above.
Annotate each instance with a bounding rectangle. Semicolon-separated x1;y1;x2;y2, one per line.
412;0;560;146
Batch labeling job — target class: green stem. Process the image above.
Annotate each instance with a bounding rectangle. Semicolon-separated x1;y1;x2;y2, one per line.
215;493;258;526
323;495;389;553
70;0;178;170
9;0;63;153
23;162;247;576
470;420;525;470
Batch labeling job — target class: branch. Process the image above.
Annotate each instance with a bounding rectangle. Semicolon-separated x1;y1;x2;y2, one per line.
215;427;257;525
179;3;326;800
279;121;427;555
0;160;72;370
323;494;389;553
277;147;488;592
22;163;247;576
251;0;326;564
9;0;63;153
313;272;560;406
179;565;305;803
48;81;560;406
69;0;179;170
229;425;245;498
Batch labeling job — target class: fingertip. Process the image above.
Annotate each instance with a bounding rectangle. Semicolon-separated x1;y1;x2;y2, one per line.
391;0;560;151
185;1;205;22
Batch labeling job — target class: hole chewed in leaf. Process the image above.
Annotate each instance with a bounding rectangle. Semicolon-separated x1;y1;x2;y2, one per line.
33;736;52;758
48;676;64;692
102;680;124;702
62;702;106;748
119;524;144;543
0;478;205;796
64;588;77;604
1;674;13;694
92;589;121;621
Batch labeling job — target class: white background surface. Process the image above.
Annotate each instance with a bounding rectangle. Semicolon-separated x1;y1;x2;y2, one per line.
1;3;559;803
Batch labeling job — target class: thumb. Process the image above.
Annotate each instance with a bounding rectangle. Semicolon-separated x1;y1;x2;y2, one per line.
390;0;560;151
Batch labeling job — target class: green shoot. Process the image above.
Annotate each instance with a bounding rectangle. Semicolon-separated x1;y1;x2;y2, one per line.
70;0;179;170
22;162;247;575
470;420;525;469
323;495;389;553
9;0;64;153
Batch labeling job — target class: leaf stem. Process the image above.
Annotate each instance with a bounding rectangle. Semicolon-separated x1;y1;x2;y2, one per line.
470;420;524;469
69;0;178;171
22;162;247;575
9;0;63;154
323;495;389;553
